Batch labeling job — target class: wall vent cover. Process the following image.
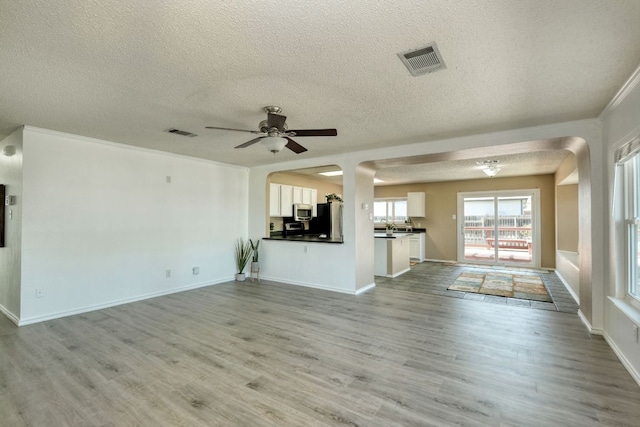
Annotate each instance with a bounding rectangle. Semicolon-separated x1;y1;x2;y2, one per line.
165;128;198;137
398;42;446;76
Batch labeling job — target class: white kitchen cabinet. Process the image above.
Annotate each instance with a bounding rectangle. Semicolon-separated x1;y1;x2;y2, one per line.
292;186;303;204
301;187;313;205
269;183;281;216
270;184;318;217
409;232;426;261
407;192;425;217
280;185;294;217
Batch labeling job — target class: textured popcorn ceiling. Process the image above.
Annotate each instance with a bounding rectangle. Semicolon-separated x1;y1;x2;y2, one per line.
1;1;640;181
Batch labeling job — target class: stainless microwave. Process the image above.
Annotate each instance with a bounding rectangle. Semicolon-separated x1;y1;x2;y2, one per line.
293;203;313;221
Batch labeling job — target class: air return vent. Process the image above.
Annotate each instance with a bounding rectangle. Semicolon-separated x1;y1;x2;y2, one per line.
165;128;198;137
398;42;446;76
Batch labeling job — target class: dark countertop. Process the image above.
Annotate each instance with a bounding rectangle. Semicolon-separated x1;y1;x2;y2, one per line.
374;232;413;239
263;234;344;244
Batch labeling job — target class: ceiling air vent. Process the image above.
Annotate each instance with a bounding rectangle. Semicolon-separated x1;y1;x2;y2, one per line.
398;42;446;76
165;128;198;137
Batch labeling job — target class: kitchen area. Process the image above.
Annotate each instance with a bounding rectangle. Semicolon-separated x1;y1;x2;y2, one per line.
266;167;426;280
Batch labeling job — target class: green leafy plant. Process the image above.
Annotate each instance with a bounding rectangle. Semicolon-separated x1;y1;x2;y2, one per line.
383;220;396;231
235;238;253;274
249;239;260;262
325;193;343;203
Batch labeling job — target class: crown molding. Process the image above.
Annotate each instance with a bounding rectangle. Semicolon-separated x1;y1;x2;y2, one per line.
599;64;640;120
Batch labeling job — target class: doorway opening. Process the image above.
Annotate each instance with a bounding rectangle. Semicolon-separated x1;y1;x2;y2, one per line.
457;189;540;268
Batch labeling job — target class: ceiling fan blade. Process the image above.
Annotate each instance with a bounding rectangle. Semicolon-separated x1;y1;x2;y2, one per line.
206;126;261;134
235;137;263;149
267;113;287;131
288;129;337;137
284;137;308;154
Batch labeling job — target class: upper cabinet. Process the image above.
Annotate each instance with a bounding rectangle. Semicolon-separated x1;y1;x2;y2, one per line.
280;185;294;217
269;183;281;216
407;192;425;217
270;184;318;217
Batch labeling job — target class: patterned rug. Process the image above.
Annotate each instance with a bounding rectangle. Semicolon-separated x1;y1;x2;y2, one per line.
447;272;552;302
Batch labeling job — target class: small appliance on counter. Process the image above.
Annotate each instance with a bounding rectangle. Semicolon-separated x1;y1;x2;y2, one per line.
283;221;306;237
309;202;343;240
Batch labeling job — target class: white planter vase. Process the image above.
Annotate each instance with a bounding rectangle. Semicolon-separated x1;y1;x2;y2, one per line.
235;273;246;282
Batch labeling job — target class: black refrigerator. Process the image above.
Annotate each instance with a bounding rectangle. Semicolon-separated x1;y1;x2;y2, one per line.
310;202;343;240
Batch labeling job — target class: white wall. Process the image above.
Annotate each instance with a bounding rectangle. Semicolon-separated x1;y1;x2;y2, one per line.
602;67;640;385
18;127;248;324
0;127;24;322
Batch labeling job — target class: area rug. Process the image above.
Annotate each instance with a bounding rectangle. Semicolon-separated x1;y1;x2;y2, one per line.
447;272;552;302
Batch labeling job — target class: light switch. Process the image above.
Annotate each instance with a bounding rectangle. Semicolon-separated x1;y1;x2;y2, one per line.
452;214;456;220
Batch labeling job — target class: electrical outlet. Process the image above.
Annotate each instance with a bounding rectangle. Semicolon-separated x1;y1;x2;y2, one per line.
303;245;308;253
192;266;199;275
35;288;44;298
166;176;172;183
165;269;171;278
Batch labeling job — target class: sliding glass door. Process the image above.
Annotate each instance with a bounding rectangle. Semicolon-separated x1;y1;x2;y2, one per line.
457;190;539;267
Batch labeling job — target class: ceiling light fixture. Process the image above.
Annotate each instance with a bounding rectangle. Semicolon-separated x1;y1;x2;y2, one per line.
477;160;500;178
319;170;343;177
261;136;287;154
482;166;501;177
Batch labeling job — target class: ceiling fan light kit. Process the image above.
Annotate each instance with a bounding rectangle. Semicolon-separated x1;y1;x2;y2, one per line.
261;136;287;154
205;106;337;155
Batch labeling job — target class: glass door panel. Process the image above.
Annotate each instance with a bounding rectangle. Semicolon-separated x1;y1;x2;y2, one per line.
496;196;533;265
462;197;495;263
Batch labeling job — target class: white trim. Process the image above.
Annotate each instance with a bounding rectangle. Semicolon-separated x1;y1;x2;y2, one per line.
578;309;604;335
385;267;411;278
424;258;457;263
18;278;232;326
259;276;360;295
356;283;376;295
599;64;640;120
554;269;580;304
23;126;248;171
0;303;20;326
603;331;640;388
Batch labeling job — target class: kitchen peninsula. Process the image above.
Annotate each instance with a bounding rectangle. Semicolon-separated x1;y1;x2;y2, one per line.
374;233;412;277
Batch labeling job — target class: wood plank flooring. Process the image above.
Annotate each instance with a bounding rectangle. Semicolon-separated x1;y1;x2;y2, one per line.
1;262;638;426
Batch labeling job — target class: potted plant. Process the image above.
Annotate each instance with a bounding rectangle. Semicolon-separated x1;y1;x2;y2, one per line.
249;238;260;281
384;221;396;236
234;238;253;281
325;193;343;203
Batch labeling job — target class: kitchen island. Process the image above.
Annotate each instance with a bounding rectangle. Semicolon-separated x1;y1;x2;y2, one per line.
374;233;412;277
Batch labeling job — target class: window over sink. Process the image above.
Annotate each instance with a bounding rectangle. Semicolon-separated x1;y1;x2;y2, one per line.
374;198;408;224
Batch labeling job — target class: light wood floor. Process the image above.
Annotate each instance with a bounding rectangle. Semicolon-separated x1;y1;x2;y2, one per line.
1;263;639;426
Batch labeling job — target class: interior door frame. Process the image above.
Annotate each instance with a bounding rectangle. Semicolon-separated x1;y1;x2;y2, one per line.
456;189;541;268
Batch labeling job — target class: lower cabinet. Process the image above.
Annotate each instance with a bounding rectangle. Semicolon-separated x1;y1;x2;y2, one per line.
409;232;425;261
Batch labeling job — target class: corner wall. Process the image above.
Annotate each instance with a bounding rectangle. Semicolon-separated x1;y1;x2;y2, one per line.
18;127;248;324
0;127;24;322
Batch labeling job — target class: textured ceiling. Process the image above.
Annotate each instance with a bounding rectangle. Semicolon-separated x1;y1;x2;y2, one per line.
1;1;640;174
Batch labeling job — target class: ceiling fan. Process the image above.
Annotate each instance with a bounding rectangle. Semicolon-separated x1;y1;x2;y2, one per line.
205;106;337;154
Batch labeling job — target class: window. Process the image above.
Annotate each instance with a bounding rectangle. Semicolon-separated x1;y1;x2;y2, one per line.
374;198;407;224
622;148;640;302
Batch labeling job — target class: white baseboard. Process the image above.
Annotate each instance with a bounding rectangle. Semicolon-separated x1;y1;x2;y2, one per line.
18;277;233;326
554;269;580;304
578;309;603;335
388;267;411;278
603;331;640;388
259;275;361;295
424;258;457;263
356;282;376;295
0;303;20;326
